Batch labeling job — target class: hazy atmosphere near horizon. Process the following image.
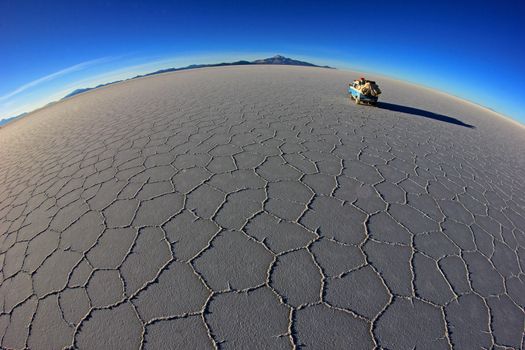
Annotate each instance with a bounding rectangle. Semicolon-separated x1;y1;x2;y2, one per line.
1;1;525;350
1;0;524;124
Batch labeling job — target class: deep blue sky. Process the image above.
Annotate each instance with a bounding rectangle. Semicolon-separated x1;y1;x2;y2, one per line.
1;0;524;123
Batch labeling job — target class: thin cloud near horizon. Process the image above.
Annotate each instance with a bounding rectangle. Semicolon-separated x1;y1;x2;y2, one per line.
0;56;115;102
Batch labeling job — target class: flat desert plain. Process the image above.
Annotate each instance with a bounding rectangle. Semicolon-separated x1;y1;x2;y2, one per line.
0;66;524;349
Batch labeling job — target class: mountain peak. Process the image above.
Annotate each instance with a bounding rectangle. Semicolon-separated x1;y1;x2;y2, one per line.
251;55;330;68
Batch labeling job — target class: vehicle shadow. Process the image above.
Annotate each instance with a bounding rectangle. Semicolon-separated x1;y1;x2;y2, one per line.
376;102;475;128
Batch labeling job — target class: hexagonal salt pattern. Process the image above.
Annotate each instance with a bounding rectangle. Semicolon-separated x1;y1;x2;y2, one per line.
0;65;524;349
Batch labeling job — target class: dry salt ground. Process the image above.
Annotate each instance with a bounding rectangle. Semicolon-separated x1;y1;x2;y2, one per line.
0;65;524;349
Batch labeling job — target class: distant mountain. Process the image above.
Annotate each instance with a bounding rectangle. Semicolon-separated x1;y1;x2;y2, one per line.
63;80;123;99
63;55;333;99
135;55;333;79
0;112;27;127
253;55;332;68
63;88;92;99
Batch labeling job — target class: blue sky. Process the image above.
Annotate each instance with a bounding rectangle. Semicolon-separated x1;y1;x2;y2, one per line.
1;0;524;123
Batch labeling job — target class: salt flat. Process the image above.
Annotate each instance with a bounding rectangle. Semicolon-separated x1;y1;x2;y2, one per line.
0;65;524;349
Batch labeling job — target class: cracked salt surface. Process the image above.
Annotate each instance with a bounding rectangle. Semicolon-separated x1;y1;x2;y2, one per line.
0;65;524;349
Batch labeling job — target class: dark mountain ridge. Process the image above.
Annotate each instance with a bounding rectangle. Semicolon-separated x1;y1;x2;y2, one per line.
0;113;26;127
